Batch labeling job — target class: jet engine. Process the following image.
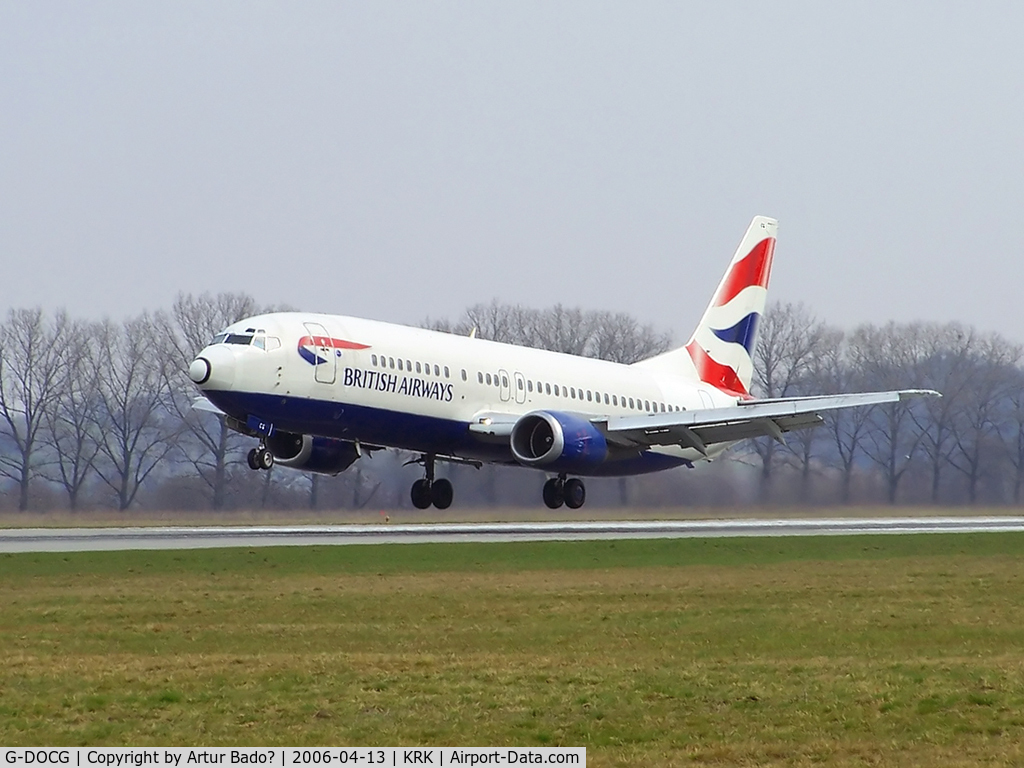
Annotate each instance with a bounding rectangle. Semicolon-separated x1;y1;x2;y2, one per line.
265;432;361;475
510;410;608;474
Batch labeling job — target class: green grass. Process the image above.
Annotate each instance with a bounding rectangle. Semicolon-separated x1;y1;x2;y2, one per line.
2;533;1024;766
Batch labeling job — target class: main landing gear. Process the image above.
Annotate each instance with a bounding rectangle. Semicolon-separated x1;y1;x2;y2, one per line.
246;444;274;471
410;453;453;510
543;475;586;509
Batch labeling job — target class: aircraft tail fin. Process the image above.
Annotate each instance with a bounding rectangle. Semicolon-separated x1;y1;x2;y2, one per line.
632;216;777;396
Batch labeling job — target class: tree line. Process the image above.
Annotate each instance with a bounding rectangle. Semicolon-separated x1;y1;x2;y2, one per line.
0;296;1020;512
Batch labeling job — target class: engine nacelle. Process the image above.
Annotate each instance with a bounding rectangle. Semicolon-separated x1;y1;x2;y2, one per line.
510;410;608;474
265;432;361;475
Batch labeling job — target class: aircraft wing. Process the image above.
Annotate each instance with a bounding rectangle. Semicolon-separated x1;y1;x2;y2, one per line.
595;389;940;455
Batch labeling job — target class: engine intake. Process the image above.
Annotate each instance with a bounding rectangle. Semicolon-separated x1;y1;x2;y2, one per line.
510;411;608;474
265;432;361;475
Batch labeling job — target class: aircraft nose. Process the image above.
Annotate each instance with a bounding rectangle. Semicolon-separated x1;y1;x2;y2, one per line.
188;345;236;390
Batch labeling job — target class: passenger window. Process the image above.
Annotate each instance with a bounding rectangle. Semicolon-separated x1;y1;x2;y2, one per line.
612;395;618;406
478;372;483;383
501;375;508;388
517;379;524;390
604;393;609;405
494;374;499;387
398;359;404;371
444;366;450;378
644;400;650;412
660;403;666;412
486;373;492;385
406;360;412;372
628;398;634;409
554;385;560;396
415;362;422;374
372;354;378;366
545;383;551;395
527;381;533;392
462;369;467;381
570;388;576;399
587;390;592;402
389;357;395;369
434;365;440;376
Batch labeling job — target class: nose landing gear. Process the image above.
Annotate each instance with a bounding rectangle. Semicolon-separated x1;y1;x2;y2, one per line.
543;475;586;509
409;454;454;510
246;445;274;471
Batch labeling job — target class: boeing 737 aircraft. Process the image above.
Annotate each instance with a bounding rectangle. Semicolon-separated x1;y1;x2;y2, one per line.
188;216;936;509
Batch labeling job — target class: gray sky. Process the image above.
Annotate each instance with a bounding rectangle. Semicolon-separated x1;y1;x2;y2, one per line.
2;3;1022;343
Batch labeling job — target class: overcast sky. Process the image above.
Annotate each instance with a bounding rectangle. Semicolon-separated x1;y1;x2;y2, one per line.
2;3;1022;343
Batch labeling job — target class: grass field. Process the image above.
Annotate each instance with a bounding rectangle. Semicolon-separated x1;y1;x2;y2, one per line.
3;533;1024;766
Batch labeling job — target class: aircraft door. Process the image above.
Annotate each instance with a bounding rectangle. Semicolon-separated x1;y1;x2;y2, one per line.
513;372;527;405
303;322;337;385
498;369;511;402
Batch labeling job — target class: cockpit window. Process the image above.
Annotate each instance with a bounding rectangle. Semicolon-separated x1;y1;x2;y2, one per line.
210;333;228;345
224;334;254;345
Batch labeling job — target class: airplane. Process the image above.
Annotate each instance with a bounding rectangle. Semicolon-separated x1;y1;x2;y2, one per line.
187;216;937;509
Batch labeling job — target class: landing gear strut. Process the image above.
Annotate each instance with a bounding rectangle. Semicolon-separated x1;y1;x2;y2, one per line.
543;475;586;509
247;445;274;471
410;453;454;510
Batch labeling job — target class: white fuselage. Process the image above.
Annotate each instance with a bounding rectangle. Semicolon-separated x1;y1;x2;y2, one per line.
194;312;739;475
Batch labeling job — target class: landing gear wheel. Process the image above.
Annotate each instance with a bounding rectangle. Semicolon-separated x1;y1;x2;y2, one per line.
543;478;564;509
411;479;433;509
431;478;453;510
246;448;260;471
257;447;274;470
563;478;586;509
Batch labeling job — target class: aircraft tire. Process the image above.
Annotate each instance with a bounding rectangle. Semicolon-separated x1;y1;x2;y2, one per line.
431;478;454;509
563;478;586;509
257;448;274;470
411;479;433;509
542;478;564;509
246;449;260;471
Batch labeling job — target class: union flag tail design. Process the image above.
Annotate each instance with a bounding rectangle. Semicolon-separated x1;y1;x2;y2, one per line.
633;216;777;396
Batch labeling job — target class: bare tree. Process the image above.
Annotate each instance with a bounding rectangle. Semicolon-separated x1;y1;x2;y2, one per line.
429;300;672;363
946;334;1021;503
41;320;102;509
787;325;845;501
92;315;177;510
894;323;979;502
749;302;835;499
1000;368;1024;503
586;311;673;364
850;322;931;503
0;309;69;510
818;336;873;502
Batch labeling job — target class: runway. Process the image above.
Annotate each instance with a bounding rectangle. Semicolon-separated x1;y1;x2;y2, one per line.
2;516;1024;553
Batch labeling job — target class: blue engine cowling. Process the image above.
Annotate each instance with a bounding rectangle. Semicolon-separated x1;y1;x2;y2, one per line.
266;432;361;475
510;410;608;474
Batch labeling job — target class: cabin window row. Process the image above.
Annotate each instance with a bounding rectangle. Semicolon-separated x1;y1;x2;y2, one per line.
370;353;450;379
473;370;681;414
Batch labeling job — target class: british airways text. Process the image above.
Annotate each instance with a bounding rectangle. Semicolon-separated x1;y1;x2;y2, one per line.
343;368;454;402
